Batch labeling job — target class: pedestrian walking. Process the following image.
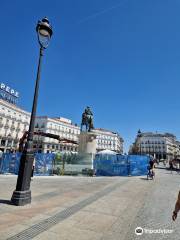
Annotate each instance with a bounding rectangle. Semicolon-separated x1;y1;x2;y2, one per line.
169;159;174;174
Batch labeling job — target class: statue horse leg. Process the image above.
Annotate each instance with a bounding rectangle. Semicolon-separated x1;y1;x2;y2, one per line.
88;118;93;132
88;122;91;132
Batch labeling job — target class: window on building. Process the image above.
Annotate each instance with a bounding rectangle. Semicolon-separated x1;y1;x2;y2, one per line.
1;140;5;146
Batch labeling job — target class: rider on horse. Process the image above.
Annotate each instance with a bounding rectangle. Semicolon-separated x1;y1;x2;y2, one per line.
81;106;94;132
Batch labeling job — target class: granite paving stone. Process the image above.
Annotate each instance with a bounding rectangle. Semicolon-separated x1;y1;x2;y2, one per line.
0;165;179;240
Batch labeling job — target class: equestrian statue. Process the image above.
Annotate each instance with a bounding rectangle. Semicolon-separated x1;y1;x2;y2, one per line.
81;106;94;132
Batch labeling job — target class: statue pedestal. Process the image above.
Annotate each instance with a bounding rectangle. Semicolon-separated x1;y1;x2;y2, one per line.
78;132;97;154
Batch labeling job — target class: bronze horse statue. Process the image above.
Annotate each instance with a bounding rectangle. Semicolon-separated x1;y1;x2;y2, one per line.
81;107;94;132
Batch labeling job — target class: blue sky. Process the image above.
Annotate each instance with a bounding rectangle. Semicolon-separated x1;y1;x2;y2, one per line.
0;0;180;152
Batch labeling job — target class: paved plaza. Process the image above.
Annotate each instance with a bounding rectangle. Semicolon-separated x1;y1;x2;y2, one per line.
0;165;180;240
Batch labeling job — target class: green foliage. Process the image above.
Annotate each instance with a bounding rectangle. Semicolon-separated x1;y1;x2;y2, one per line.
55;153;62;165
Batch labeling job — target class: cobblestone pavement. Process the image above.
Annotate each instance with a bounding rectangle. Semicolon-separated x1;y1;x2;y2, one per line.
0;165;179;240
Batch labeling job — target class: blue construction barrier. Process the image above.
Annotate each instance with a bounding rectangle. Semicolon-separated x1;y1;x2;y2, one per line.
0;153;55;175
0;153;21;174
35;153;55;175
0;153;150;177
128;155;149;176
94;154;149;176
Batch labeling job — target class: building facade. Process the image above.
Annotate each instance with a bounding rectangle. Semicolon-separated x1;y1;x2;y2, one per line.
93;128;123;154
130;130;180;160
34;117;80;153
0;99;30;152
34;118;124;154
0;82;124;154
0;100;124;154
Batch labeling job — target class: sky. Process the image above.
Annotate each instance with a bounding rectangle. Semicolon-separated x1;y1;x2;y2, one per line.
0;0;180;152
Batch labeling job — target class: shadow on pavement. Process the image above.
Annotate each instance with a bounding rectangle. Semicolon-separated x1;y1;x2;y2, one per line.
0;199;13;205
140;177;148;180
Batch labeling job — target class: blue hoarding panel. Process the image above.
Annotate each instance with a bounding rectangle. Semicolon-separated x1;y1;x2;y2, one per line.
35;153;55;175
0;153;21;174
0;153;149;177
0;153;55;175
94;154;149;176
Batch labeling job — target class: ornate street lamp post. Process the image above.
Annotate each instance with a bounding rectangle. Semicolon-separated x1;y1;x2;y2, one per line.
11;17;53;206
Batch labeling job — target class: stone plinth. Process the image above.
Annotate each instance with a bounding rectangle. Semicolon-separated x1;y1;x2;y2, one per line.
78;132;97;154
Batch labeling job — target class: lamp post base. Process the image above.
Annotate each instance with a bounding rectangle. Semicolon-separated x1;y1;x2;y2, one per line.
11;190;31;206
